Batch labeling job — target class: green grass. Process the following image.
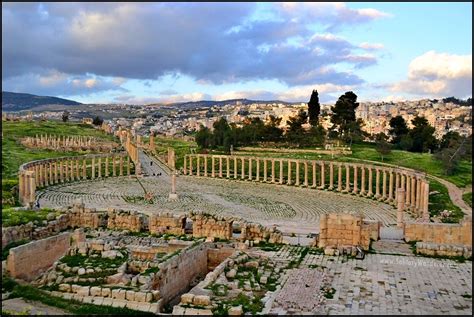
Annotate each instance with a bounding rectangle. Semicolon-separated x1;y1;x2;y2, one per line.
150;136;197;169
2;208;60;227
462;192;472;208
429;180;464;223
59;253;126;269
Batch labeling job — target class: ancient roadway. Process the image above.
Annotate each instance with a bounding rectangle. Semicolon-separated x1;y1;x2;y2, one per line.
38;150;404;235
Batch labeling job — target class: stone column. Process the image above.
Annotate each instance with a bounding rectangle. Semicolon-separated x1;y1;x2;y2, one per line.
75;159;79;180
395;173;400;201
352;165;358;194
263;159;268;182
42;164;48;187
234;157;238;179
83;159;87;179
169;172;178;200
312;161;317;188
388;170;394;202
189;156;193;176
204;156;208;177
415;177;422;212
49;162;53;185
397;188;405;228
328;163;334;190
295;161;300;186
304;161;309;187
337;164;342;192
256;158;260;181
400;174;406;200
287;160;292;185
241;158;245;179
226;157;230;178
279;159;284;184
59;160;64;183
196;156;201;176
405;175;411;208
63;160;69;182
104;156;109;177
367;168;373;197
381;170;387;200
112;156;116;177
411;176;416;210
54;161;58;184
319;162;325;189
27;171;36;206
119;156;124;176
375;169;381;198
422;181;430;220
271;159;275;183
219;157;223;178
127;156;131;176
98;157;102;178
248;158;252;180
345;164;350;192
91;157;96;179
360;166;366;195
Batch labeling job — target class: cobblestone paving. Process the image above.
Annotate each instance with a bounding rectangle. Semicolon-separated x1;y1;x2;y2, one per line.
261;246;472;315
38;174;405;234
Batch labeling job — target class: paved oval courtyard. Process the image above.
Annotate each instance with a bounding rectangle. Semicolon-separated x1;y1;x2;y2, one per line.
38;174;407;235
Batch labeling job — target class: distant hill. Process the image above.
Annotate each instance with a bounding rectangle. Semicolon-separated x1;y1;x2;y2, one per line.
164;98;295;109
2;91;82;111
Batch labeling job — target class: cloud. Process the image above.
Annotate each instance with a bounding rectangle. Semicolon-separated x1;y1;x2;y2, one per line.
359;42;384;50
2;2;388;94
2;69;128;97
391;51;472;98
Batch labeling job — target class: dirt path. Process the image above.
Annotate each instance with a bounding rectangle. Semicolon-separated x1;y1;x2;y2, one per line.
428;175;472;215
2;298;70;315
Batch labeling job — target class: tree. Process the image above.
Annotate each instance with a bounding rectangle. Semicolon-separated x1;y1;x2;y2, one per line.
375;132;392;162
307;89;320;126
408;116;438;153
92;116;104;126
212;117;231;148
286;109;308;146
263;115;283;142
195;125;212;149
330;91;359;140
389;115;409;145
62;111;70;122
308;124;326;146
435;147;461;175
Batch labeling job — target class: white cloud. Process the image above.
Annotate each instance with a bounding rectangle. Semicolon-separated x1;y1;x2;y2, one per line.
391;51;472;98
359;42;384;50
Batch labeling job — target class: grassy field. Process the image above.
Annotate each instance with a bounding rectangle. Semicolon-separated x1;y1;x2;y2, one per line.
2;208;61;227
1;120;119;207
149;135;197;169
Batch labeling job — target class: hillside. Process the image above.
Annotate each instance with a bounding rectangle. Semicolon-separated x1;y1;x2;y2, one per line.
2;91;82;111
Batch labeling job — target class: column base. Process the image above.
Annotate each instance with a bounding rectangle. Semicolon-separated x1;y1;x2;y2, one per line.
352;190;359;195
359;190;366;196
328;186;334;191
366;192;373;198
168;193;178;200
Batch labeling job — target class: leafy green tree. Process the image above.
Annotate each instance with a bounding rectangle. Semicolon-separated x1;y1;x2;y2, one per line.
195;125;212;149
375;132;392;161
92;116;103;126
330;91;359;139
307;89;320;126
408;116;438;153
286;109;308;146
212;117;231;147
308;124;326;146
263;115;283;142
62;111;70;122
389;115;409;146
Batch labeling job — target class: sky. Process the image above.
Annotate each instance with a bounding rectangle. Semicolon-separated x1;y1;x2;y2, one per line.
2;2;472;104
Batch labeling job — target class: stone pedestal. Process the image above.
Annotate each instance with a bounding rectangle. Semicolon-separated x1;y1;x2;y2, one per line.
397;188;405;228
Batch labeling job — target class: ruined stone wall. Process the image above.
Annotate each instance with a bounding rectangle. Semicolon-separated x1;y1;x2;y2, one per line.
207;247;235;271
6;232;71;281
149;212;185;235
241;223;283;244
415;242;472;258
107;210;145;232
404;216;472;246
154;243;209;310
318;213;380;250
69;203;108;229
191;214;233;240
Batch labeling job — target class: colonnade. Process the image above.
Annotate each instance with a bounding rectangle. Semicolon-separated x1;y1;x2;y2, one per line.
18;153;133;206
184;154;430;219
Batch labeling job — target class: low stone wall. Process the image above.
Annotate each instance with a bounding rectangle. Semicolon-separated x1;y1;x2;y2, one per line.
317;213;381;250
192;213;233;240
149;212;185;235
107;210;146;232
69;204;107;229
404;216;472;246
241;223;283;244
207;247;236;271
6;232;71;281
415;242;472;258
2;213;70;248
153;242;210;310
49;286;161;313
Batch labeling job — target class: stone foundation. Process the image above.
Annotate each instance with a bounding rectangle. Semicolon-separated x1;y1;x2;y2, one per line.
404;216;472;246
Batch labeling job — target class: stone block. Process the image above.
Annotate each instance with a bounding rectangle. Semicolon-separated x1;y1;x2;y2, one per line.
228;305;243;315
77;286;90;296
181;293;195;304
111;299;127;308
101;288;111;297
193;295;211;306
59;283;71;292
90;286;102;297
135;291;147;302
126;290;136;301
